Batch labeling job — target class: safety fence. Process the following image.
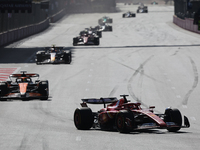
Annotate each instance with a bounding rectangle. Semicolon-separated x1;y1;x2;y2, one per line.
173;15;200;34
0;8;67;47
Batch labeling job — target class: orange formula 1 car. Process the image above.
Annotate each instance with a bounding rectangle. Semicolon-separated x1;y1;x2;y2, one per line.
0;71;49;101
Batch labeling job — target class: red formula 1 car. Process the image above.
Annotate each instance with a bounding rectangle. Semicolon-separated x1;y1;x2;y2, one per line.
74;95;190;133
73;31;99;46
0;71;49;101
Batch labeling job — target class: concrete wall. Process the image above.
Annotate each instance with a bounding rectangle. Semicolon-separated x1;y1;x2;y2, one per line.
0;8;67;47
173;15;200;34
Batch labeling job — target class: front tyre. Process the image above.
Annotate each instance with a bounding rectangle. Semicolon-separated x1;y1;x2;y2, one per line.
74;107;94;130
115;110;132;133
165;108;182;132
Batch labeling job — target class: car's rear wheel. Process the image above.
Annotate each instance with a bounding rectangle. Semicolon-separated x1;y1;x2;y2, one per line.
64;53;71;64
74;107;94;130
73;38;78;46
0;82;8;101
165;108;182;132
38;80;49;100
94;38;99;45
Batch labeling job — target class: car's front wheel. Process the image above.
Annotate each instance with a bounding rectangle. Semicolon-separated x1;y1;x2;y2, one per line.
165;108;182;132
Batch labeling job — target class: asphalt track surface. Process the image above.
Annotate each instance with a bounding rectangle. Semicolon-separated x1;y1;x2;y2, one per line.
0;4;200;150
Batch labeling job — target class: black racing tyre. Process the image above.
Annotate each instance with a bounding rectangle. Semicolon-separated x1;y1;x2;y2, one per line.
122;14;125;18
63;52;71;64
74;107;94;130
97;31;102;38
164;108;182;132
73;38;78;46
38;80;49;100
0;82;8;95
108;19;113;23
115;110;133;133
0;82;8;101
36;54;43;64
94;38;99;45
109;26;113;31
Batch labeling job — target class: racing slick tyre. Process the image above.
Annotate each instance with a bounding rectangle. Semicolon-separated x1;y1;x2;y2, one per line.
0;82;8;101
122;14;125;18
109;26;113;32
115;110;133;133
73;38;78;46
108;19;113;23
36;51;45;65
94;38;100;45
74;107;94;130
164;108;182;132
63;52;71;64
38;80;49;100
97;31;102;38
132;14;136;17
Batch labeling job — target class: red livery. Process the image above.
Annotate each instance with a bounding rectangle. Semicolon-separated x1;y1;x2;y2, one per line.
74;95;190;133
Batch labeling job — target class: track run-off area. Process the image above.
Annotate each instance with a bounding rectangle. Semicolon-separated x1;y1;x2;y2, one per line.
0;4;200;150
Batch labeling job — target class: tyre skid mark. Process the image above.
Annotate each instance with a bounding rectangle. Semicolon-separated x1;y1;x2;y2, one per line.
108;57;160;83
182;57;198;105
127;56;154;108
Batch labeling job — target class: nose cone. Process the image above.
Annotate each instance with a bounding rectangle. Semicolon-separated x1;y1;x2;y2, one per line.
19;83;28;96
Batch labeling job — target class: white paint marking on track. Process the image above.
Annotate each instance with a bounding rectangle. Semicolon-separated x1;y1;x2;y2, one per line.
176;95;181;98
182;105;187;108
76;136;81;141
190;117;196;121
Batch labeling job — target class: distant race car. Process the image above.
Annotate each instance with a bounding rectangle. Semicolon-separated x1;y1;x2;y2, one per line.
36;46;72;64
73;31;100;46
95;23;112;32
74;95;190;133
0;71;49;101
98;16;113;25
81;27;102;38
137;4;148;13
151;1;158;5
122;11;136;18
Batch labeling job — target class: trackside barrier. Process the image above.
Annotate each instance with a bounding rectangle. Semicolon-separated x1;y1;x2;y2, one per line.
0;7;68;47
0;18;49;47
50;8;66;23
173;15;200;34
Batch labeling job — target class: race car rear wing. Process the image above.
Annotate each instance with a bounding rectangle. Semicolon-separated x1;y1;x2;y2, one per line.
81;97;118;108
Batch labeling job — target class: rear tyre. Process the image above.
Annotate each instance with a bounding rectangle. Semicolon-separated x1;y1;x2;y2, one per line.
38;80;49;100
94;38;100;45
73;38;78;46
63;52;71;64
165;108;182;132
97;31;102;38
36;51;45;65
109;26;113;31
0;82;8;101
74;107;94;130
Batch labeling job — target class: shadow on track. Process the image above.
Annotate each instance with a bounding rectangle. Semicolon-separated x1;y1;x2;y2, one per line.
0;47;74;64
